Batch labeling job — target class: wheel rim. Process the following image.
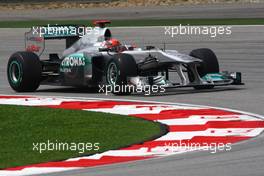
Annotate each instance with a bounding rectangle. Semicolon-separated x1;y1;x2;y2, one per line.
9;61;21;84
107;62;118;85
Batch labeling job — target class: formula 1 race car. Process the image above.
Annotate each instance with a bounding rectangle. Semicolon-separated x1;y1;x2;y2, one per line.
7;20;243;95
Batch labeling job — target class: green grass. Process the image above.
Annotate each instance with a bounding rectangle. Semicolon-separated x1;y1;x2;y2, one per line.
0;105;164;169
0;18;263;28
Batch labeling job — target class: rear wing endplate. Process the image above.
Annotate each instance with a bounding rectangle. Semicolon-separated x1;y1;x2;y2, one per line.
25;24;84;56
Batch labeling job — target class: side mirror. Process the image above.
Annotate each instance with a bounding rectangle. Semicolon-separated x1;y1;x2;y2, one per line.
146;46;155;50
99;48;110;52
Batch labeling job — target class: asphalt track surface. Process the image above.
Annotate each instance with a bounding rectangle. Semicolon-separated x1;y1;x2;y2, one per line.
0;25;264;176
0;3;264;20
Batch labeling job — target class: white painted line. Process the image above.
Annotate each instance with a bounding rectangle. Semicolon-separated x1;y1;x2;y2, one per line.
156;128;264;141
86;104;204;115
158;115;260;125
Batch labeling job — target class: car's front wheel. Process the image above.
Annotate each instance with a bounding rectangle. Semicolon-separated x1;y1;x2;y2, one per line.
7;51;42;92
106;54;137;95
188;48;219;89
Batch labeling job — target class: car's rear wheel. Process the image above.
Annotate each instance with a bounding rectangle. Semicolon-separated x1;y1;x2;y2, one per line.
106;54;137;95
7;51;42;92
188;48;219;89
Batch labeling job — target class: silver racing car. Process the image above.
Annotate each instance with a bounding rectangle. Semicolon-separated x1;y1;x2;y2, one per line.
7;20;243;95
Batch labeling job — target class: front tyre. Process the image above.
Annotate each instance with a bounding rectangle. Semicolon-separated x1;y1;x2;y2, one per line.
188;48;219;89
7;51;41;92
106;54;137;95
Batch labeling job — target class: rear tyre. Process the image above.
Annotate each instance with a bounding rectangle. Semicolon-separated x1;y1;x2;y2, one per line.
7;51;41;92
106;54;137;95
188;48;219;89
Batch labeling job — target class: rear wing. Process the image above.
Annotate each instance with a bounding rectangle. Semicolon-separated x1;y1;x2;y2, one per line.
25;24;84;56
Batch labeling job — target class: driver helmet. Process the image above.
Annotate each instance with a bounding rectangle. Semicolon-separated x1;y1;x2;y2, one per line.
105;38;121;49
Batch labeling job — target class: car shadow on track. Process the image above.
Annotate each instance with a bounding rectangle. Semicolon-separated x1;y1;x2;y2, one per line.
133;86;245;97
36;87;100;93
36;86;245;97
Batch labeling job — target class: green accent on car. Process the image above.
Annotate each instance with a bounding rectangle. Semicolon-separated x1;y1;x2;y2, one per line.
8;60;22;85
202;73;226;82
60;53;91;70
